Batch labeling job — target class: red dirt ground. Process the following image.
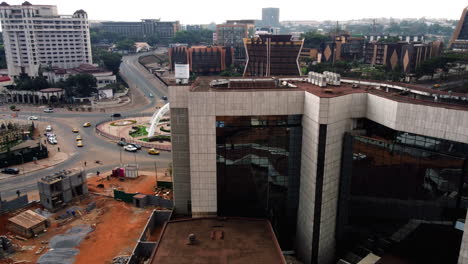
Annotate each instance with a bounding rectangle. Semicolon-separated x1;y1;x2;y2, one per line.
74;198;152;264
0;196;152;264
87;171;158;195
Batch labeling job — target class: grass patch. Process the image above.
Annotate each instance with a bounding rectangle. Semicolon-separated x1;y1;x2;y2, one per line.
129;126;148;137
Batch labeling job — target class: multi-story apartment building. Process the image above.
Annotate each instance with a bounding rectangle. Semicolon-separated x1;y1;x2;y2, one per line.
262;7;280;27
449;5;468;51
216;20;255;63
320;34;365;63
0;2;92;77
364;41;443;73
169;75;468;264
243;35;303;77
99;19;180;41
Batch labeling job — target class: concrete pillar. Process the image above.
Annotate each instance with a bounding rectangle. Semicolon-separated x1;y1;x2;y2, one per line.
32;95;36;104
15;94;19;103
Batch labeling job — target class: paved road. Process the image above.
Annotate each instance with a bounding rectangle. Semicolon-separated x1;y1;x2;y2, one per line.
0;49;172;200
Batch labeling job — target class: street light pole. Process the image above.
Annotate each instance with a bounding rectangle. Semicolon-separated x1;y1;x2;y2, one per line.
154;161;158;187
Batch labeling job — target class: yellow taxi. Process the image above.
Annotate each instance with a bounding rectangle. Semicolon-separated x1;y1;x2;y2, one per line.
148;148;160;155
72;128;79;133
76;140;83;147
83;122;91;127
76;135;82;141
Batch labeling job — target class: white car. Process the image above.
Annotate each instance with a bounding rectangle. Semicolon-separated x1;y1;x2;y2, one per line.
43;108;54;113
27;116;38;120
48;136;57;144
45;125;52;132
123;145;138;152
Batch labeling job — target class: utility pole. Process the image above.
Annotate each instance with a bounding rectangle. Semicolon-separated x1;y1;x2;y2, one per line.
119;147;122;167
154;161;158;188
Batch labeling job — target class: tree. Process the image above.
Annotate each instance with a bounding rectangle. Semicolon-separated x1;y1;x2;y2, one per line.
115;39;135;51
100;52;122;74
14;75;49;91
65;74;97;97
172;30;214;45
301;31;329;49
378;36;401;43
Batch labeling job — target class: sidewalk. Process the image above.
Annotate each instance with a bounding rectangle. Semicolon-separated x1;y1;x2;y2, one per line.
0;150;70;180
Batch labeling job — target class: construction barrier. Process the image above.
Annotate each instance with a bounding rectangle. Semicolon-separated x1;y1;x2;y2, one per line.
113;190;137;203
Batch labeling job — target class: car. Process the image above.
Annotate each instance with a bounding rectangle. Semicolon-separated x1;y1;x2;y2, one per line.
149;93;154;98
124;145;137;152
27;116;38;120
130;143;142;150
45;125;52;132
76;135;82;141
111;113;122;118
48;137;57;144
11;108;20;112
43;107;54;113
83;122;91;127
76;140;83;147
72;128;79;133
1;168;19;174
161;96;168;101
433;84;441;88
148;148;160;155
117;140;127;146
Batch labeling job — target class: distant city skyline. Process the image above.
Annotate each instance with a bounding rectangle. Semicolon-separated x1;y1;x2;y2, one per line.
0;0;466;24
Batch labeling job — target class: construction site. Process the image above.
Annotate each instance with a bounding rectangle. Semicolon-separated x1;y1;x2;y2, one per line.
0;167;173;264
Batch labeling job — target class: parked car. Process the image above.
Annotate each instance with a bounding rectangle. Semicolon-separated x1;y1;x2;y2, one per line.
111;113;122;118
45;125;52;132
43;107;54;113
130;143;142;150
148;148;160;155
83;122;91;127
27;116;38;120
124;145;137;152
76;135;82;141
48;137;57;144
117;140;127;146
1;168;19;174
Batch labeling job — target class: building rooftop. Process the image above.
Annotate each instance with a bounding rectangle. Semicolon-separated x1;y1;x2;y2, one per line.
8;210;47;229
189;76;468;111
149;217;285;264
50;64;111;75
40;168;81;184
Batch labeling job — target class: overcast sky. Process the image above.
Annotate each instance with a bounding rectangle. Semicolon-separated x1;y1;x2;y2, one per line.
4;0;467;24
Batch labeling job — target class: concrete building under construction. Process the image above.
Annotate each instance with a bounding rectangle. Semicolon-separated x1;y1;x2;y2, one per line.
449;6;468;51
168;46;234;74
243;35;303;77
38;169;88;212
